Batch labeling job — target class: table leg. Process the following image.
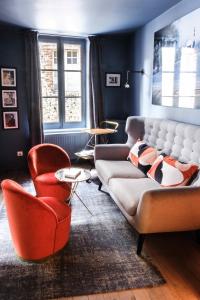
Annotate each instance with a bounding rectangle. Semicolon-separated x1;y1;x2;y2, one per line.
68;182;93;216
73;186;93;216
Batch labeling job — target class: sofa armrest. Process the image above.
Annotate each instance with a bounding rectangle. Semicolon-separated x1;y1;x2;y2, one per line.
94;144;130;161
134;186;200;234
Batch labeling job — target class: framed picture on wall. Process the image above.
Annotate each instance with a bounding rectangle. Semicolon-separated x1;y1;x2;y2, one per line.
105;73;121;87
2;90;17;108
3;111;19;129
1;68;16;87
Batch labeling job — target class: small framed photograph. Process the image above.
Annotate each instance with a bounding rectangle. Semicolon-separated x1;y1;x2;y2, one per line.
2;90;17;108
105;73;121;87
3;111;19;129
1;68;16;87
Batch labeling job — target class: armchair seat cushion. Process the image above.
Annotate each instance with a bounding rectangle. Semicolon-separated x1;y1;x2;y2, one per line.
36;172;60;185
34;172;71;201
39;196;71;222
109;178;161;216
95;160;145;184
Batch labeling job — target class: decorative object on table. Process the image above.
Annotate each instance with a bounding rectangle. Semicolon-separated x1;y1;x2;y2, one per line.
124;69;144;88
28;143;71;202
63;167;81;179
1;179;71;261
3;111;19;129
0;178;165;300
152;7;200;109
2;90;17;108
1;68;16;87
105;72;121;87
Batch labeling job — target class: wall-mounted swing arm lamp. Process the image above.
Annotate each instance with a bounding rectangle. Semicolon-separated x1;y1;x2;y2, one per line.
124;69;145;88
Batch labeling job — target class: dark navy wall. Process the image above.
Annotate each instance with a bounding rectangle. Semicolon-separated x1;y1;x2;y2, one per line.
100;35;131;120
131;0;200;125
0;24;30;172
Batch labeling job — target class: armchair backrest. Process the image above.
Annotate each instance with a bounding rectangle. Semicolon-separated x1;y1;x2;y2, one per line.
28;143;71;179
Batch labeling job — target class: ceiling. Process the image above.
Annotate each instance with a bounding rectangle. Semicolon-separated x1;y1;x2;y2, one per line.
0;0;182;36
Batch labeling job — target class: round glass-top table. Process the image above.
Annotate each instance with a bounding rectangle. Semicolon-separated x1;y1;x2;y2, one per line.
55;167;92;215
55;167;91;183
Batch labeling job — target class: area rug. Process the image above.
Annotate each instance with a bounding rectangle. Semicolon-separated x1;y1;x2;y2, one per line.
0;177;165;300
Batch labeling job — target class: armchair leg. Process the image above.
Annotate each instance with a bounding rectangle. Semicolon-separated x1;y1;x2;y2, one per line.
195;230;200;243
137;234;145;255
98;182;102;191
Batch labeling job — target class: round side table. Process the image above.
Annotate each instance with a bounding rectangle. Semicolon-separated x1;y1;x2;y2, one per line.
55;167;92;215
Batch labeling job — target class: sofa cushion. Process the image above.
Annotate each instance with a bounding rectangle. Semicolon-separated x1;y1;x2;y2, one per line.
128;140;158;174
109;178;161;216
147;154;198;187
95;160;146;184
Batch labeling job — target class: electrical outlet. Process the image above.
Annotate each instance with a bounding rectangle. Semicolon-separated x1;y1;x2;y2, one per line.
17;151;23;157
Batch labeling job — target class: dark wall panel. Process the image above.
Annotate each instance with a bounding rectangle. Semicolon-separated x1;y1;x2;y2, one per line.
100;35;132;121
0;25;30;172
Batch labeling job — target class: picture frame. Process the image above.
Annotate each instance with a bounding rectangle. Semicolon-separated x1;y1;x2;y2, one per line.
2;90;17;108
1;68;16;87
105;73;121;87
3;111;19;129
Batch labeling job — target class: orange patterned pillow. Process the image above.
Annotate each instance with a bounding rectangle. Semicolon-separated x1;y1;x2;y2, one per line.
128;140;158;174
147;154;198;187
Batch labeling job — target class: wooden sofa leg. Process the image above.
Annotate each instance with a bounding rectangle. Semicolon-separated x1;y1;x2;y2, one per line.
98;182;102;191
137;234;145;255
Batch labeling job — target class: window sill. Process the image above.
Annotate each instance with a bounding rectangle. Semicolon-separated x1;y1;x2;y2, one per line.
44;128;89;136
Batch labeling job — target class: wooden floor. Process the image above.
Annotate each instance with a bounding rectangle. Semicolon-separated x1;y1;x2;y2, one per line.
1;169;200;300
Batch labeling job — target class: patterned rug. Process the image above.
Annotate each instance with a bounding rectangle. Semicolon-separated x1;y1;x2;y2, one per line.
0;177;165;300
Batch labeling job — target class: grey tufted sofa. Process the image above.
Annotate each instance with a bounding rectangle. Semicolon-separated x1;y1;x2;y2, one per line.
94;116;200;254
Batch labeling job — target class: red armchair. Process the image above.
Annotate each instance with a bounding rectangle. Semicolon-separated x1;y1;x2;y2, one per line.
1;179;71;261
28;143;71;202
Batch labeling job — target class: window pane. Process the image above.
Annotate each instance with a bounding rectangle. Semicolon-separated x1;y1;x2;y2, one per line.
64;44;81;70
65;98;81;122
162;73;174;96
42;98;59;123
180;48;197;72
162;47;175;72
161;97;173;107
179;73;196;97
41;71;58;96
65;71;81;97
39;42;57;70
178;97;195;109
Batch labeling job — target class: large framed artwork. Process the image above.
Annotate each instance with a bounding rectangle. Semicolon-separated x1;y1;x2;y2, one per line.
152;8;200;109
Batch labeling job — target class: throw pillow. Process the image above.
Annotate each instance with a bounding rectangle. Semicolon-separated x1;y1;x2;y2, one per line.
128;140;158;174
191;171;200;186
147;154;199;187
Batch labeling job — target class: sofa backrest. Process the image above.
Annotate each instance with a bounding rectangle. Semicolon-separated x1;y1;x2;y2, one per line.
125;116;200;165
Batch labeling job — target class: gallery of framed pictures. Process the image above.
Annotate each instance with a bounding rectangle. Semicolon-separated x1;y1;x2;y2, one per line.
152;7;200;109
0;67;18;129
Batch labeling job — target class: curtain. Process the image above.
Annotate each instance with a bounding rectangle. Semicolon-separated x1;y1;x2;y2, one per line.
89;36;104;128
25;30;43;146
